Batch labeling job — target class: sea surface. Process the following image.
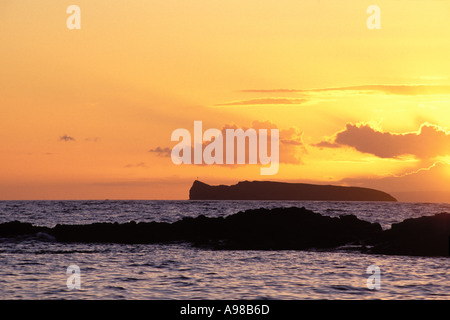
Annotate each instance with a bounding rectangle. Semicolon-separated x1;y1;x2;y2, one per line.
0;200;449;300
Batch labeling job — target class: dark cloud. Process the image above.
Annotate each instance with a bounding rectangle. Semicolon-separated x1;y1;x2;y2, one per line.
59;135;76;142
314;123;450;159
149;147;171;157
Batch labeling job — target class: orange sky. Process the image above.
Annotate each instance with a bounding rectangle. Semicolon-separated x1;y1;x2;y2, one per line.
1;0;450;201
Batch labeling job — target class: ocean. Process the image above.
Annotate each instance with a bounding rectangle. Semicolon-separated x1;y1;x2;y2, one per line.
0;200;449;300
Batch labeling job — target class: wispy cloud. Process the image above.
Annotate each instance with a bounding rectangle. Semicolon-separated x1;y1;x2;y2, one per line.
241;85;450;96
335;161;450;202
216;98;309;106
124;162;148;168
85;137;100;142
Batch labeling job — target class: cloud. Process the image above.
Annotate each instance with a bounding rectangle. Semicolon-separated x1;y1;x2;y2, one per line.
85;137;100;142
314;123;450;159
225;85;450;110
241;85;450;96
59;135;76;142
216;98;309;106
313;141;342;149
124;162;148;168
149;147;171;157
204;121;306;165
336;161;450;202
155;121;306;165
252;121;306;164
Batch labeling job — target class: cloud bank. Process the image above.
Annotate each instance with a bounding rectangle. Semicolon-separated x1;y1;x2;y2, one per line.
314;123;450;159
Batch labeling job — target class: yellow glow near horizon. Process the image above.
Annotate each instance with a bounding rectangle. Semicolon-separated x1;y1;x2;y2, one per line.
1;0;450;200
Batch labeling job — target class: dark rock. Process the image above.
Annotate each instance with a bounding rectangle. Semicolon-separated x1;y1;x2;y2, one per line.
202;208;383;250
0;220;49;238
2;207;382;250
369;213;450;257
2;208;449;257
189;180;397;201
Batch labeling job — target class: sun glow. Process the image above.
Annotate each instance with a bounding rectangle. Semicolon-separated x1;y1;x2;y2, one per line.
1;0;450;200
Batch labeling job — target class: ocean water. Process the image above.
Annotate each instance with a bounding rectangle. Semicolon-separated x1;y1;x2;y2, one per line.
0;200;449;300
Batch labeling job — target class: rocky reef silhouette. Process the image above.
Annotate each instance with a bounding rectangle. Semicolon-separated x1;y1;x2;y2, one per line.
1;207;449;257
189;180;397;201
368;213;450;257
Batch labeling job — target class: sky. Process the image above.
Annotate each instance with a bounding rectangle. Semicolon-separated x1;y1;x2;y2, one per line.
1;0;450;201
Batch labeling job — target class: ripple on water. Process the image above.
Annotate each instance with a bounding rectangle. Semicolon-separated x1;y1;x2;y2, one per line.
1;201;449;299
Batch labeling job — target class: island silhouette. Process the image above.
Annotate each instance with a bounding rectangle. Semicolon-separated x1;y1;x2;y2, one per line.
189;180;397;201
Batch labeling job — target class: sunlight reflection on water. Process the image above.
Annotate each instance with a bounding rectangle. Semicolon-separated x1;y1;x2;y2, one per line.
1;242;449;300
0;201;449;299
